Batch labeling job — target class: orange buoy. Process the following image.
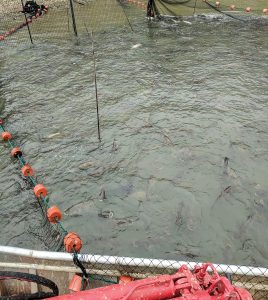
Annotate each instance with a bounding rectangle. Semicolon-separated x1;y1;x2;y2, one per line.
119;276;134;284
245;7;251;12
64;232;83;253
215;1;220;7
11;147;22;158
69;274;87;292
21;164;34;177
47;206;62;223
34;184;47;198
263;8;268;14
230;5;235;10
2;131;12;141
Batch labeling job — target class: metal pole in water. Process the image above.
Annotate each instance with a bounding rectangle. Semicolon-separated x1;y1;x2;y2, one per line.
69;0;78;37
20;0;33;44
84;25;101;142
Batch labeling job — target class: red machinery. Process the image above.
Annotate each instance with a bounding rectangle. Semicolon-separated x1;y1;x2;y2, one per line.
47;263;252;300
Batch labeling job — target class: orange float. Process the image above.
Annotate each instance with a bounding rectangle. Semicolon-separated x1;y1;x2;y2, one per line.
230;5;235;10
119;276;134;284
69;274;87;292
21;164;34;177
2;131;12;141
34;183;47;198
64;232;83;253
47;205;62;223
215;1;220;7
245;7;251;12
263;8;268;14
11;147;22;157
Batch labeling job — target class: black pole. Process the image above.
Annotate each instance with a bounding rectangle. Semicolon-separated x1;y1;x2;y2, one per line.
91;30;101;142
69;0;78;37
20;0;33;44
84;25;101;142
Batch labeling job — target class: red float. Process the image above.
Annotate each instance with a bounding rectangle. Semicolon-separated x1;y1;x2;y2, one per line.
11;147;22;157
21;164;34;177
119;275;134;284
34;183;47;198
69;274;87;292
47;206;62;223
1;131;12;141
64;232;82;253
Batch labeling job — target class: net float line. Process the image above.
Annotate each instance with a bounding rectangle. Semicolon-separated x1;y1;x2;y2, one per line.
204;1;268;15
0;118;82;254
0;5;49;42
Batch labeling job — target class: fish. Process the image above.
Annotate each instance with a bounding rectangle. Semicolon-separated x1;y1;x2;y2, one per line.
98;210;113;219
131;44;142;49
183;20;192;25
47;132;61;139
99;187;107;200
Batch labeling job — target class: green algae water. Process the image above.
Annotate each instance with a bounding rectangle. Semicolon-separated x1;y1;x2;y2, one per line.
0;7;268;268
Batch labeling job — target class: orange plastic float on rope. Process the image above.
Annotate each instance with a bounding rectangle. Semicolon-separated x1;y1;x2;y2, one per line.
119;276;134;284
64;232;82;253
47;205;62;223
21;164;34;177
11;147;22;157
245;7;251;12
2;131;12;141
34;183;47;198
215;1;220;7
230;4;235;10
69;274;87;292
263;8;268;14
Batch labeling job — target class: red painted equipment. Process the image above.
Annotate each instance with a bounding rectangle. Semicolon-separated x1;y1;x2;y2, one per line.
47;263;252;300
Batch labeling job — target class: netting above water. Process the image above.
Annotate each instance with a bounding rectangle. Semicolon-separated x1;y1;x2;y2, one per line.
149;0;268;17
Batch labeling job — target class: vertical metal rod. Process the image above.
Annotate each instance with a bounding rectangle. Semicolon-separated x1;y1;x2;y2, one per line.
20;0;33;44
84;25;101;142
91;30;101;142
69;0;78;37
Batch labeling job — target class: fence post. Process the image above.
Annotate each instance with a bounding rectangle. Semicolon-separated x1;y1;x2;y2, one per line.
69;0;78;37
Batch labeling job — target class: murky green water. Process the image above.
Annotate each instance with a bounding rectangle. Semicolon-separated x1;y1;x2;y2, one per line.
0;8;268;267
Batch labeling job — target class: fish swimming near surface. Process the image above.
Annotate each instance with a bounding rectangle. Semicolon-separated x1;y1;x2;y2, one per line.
131;44;142;49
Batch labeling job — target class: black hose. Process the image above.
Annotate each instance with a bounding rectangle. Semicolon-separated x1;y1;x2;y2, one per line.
0;271;59;300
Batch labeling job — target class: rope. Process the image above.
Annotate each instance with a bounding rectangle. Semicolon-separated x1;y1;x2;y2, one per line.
203;0;246;22
0;122;69;246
